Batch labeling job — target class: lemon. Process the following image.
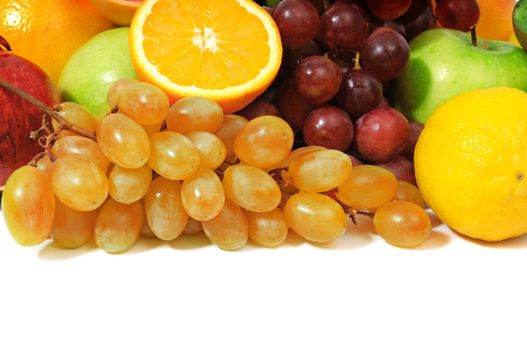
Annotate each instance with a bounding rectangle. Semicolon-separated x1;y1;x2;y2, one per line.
415;87;527;241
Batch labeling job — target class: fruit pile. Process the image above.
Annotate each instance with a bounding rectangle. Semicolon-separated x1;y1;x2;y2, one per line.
1;0;527;252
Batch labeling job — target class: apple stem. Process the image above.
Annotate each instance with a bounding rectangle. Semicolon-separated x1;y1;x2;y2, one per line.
0;77;96;141
471;26;478;47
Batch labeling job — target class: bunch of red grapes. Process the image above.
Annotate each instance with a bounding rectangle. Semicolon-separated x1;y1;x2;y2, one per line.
246;0;480;186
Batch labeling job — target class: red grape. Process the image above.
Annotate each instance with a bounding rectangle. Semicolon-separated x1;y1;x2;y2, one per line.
375;156;416;185
436;0;480;32
238;97;281;120
303;106;354;151
336;69;383;119
367;0;411;20
354;107;409;162
275;79;316;131
272;0;321;48
319;1;369;51
405;121;424;157
294;55;343;104
404;6;436;40
288;40;321;71
360;27;410;81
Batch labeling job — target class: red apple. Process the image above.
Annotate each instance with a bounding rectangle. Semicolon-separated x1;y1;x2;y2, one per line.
0;41;59;188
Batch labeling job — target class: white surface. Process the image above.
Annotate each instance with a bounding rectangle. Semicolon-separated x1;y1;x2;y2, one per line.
1;211;527;350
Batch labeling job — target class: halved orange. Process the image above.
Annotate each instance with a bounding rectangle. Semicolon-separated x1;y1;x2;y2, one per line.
130;0;282;113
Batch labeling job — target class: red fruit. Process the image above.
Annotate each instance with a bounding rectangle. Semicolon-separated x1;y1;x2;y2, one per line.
0;44;59;187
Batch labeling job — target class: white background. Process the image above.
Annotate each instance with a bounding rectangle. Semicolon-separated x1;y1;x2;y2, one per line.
1;211;526;350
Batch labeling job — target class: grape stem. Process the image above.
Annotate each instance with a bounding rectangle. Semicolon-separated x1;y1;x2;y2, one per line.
471;26;477;47
0;77;97;141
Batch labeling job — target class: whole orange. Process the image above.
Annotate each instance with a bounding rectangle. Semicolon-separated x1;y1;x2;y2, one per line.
476;0;516;41
0;0;114;82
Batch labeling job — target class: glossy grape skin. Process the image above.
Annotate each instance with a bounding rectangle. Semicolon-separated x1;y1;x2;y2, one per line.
275;79;316;131
2;166;55;246
52;135;111;173
108;164;152;204
287;40;321;71
36;155;53;173
294;55;343;104
54;102;98;133
215;114;249;156
234;116;294;169
52;198;97;249
50;154;108;212
272;145;325;170
337;165;398;209
202;198;249;251
186;132;226;170
107;78;138;108
97;113;150;169
166;96;224;134
336;69;383;119
394;181;426;208
142;122;163;136
183;218;203;235
406;121;424;157
376;156;416;186
272;0;321;48
223;164;281;213
247;208;289;247
436;0;480;32
117;82;170;126
367;0;411;20
181;168;225;221
288;149;352;193
360;27;410;82
404;6;436;40
303;106;354;151
319;1;369;51
237;97;281;120
94;199;143;254
148;131;201;180
374;200;431;247
284;192;347;243
354;107;409;162
144;177;188;241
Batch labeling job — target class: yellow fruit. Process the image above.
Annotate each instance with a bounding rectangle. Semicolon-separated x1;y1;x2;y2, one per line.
415;87;527;241
130;0;282;113
0;0;114;82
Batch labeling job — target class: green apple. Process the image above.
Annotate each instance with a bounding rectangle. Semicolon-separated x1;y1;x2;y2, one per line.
514;0;527;51
58;27;137;120
393;28;527;124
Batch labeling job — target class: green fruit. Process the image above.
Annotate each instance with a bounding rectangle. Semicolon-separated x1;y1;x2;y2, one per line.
58;27;137;120
393;28;527;124
514;0;527;52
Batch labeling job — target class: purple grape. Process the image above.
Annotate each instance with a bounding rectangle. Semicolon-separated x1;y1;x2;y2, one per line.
275;79;317;131
319;1;369;51
436;0;480;32
404;6;436;40
238;97;281;120
303;105;354;151
376;156;416;185
354;107;409;162
367;0;411;20
336;69;383;119
272;0;321;48
405;121;424;157
294;55;343;104
288;40;321;71
360;27;410;81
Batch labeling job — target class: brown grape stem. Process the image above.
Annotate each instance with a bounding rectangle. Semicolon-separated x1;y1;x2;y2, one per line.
0;77;96;141
471;26;477;47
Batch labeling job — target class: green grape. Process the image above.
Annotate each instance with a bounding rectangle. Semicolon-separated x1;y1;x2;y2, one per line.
181;168;225;221
108;164;152;204
183;217;204;235
52;135;111;173
50;154;108;212
2;166;55;246
284;192;347;243
247;207;289;247
374;200;431;248
144;177;188;241
337;165;397;209
288;149;352;192
94;199;143;253
97;112;150;169
166;96;224;134
234;115;294;168
52;198;97;249
215;114;248;156
148;131;201;180
107;78;138;108
222;164;281;212
117;82;170;126
394;181;426;208
202;198;248;250
54;102;98;133
186;131;227;169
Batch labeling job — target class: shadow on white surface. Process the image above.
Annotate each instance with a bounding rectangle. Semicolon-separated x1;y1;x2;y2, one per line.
168;232;211;250
456;229;527;249
37;239;98;260
415;230;451;250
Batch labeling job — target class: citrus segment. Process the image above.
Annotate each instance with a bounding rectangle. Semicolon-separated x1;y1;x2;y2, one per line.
130;0;282;113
